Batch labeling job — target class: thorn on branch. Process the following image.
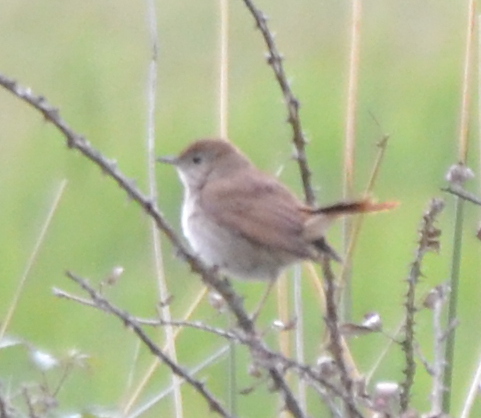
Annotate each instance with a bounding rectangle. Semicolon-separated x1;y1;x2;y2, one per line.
257;11;268;25
265;52;284;65
289;97;300;112
107;159;118;171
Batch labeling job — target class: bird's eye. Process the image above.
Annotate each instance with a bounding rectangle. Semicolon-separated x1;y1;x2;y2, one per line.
192;155;202;164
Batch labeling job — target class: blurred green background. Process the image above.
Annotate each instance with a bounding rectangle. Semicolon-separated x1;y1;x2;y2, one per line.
1;0;480;416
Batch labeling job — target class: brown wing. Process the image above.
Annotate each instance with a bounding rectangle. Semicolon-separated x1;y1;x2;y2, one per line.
200;170;311;259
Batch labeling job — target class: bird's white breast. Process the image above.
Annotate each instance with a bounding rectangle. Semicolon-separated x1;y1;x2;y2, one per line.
181;189;292;280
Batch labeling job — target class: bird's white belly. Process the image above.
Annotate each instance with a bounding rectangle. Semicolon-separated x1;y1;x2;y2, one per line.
181;195;291;280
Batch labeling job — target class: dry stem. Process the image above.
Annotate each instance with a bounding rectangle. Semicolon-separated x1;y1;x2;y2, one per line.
400;198;445;411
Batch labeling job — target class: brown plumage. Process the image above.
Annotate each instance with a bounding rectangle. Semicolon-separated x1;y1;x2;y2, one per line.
159;139;397;280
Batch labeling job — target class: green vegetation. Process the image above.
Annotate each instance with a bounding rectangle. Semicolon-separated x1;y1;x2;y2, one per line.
0;1;479;416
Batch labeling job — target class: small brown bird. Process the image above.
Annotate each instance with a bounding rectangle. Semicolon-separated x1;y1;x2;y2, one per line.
159;139;396;281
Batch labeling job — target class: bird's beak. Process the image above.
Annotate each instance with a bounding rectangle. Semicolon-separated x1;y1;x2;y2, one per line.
157;155;178;165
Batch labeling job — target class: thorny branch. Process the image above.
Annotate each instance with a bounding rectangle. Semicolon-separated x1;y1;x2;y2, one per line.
0;73;308;418
240;0;316;206
320;257;360;418
63;271;363;417
400;198;445;412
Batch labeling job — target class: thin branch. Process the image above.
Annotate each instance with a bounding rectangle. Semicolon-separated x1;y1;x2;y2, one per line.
400;198;445;412
65;271;232;418
52;287;98;308
54;287;237;340
319;257;358;417
442;185;481;206
146;318;238;341
239;0;315;206
268;369;307;418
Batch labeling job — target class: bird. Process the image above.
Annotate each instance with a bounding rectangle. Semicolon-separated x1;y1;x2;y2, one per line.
158;138;397;282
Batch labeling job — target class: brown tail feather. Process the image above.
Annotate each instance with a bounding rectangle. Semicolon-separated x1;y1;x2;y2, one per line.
313;198;398;216
302;198;398;243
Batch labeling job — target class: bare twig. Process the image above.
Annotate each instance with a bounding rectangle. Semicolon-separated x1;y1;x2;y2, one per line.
239;0;315;206
148;318;239;341
52;287;97;308
319;257;358;417
269;369;307;418
53;286;237;340
400;198;445;412
442;185;481;206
